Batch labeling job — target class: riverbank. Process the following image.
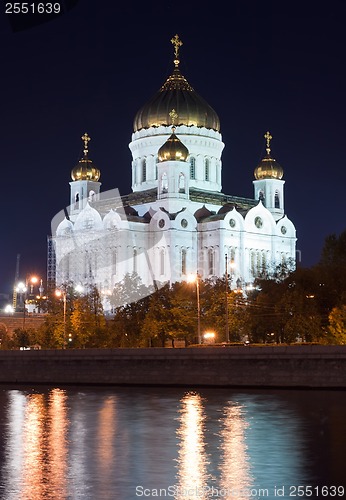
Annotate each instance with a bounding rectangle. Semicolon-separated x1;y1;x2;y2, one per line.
1;345;345;388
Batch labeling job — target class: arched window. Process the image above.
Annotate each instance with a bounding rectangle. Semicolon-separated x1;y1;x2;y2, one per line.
179;173;185;193
262;252;267;274
190;157;196;179
112;249;117;275
133;249;137;273
142;159;147;182
155;157;159;180
75;193;79;209
181;249;187;275
160;249;165;275
208;249;214;275
205;159;210;181
250;250;256;277
88;190;95;202
259;190;265;205
275;190;280;208
161;172;168;193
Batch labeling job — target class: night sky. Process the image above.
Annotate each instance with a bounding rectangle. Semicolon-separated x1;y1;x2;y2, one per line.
1;0;346;295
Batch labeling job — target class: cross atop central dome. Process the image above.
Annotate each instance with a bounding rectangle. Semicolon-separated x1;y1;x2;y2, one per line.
133;35;220;132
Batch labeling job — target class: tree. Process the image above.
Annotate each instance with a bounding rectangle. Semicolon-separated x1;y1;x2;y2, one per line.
328;305;346;344
140;284;174;347
110;274;155;347
70;285;106;347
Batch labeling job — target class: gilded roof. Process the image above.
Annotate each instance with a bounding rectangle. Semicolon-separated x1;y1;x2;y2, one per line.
254;131;284;180
133;36;220;132
71;133;100;182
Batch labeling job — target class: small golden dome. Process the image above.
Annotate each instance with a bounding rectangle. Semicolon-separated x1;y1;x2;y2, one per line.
133;35;220;132
71;133;101;182
254;131;284;180
158;111;189;162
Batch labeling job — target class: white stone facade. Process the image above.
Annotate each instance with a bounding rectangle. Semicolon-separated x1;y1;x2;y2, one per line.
52;123;296;312
52;43;296;311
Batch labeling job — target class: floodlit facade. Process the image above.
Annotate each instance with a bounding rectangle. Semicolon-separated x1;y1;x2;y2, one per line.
50;35;296;310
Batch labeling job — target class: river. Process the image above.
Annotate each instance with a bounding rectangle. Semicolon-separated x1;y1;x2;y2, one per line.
0;385;345;499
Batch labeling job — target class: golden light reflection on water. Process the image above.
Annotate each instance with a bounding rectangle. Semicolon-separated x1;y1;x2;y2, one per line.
175;394;254;499
175;392;210;499
4;389;68;500
47;389;68;498
219;403;254;494
96;396;116;493
21;393;46;499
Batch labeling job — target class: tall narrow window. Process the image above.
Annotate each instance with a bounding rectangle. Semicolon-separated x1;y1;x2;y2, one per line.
179;173;185;193
112;249;117;275
75;193;79;209
262;252;266;274
190;157;196;179
161;172;168;193
250;251;256;277
205;159;210;181
155;157;158;180
133;249;137;273
181;249;187;275
275;190;280;208
208;249;214;275
257;251;261;274
259;190;265;205
160;249;165;276
142;160;147;182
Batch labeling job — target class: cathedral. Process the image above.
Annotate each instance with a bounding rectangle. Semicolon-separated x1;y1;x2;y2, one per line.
50;35;296;311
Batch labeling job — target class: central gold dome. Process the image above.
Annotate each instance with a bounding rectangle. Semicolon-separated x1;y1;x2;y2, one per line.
133;35;220;132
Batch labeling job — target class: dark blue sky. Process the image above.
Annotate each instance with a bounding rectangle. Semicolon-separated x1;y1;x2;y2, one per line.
1;0;346;294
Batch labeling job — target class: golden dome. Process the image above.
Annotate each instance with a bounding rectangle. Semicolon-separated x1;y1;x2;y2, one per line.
71;133;101;182
133;35;220;132
254;131;284;180
158;125;189;162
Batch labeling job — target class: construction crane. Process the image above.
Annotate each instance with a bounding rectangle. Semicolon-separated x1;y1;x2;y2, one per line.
12;253;20;310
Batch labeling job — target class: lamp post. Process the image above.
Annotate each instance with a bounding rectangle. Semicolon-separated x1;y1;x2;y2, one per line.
225;255;230;343
55;289;67;348
16;282;27;328
188;273;201;344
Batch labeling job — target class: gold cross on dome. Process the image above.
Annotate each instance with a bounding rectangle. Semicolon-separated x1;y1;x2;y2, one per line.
169;108;178;126
171;34;183;66
82;132;91;155
264;131;272;154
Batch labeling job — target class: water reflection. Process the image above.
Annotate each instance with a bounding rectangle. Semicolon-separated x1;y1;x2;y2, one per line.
176;392;210;499
219;402;254;494
176;394;256;499
2;389;68;500
97;396;116;496
0;386;344;499
48;389;68;499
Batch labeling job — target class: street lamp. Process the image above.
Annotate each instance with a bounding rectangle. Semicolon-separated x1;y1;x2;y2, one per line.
225;256;236;343
187;273;201;344
16;282;27;328
225;255;230;343
55;289;67;348
28;276;38;295
75;284;84;294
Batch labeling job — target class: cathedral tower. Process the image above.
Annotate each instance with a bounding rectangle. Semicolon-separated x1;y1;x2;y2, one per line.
69;133;101;217
253;131;285;220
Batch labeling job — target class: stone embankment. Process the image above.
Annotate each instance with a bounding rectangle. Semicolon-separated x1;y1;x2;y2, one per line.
0;345;345;388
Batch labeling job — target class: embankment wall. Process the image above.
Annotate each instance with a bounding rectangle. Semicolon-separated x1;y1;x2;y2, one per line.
0;345;345;388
